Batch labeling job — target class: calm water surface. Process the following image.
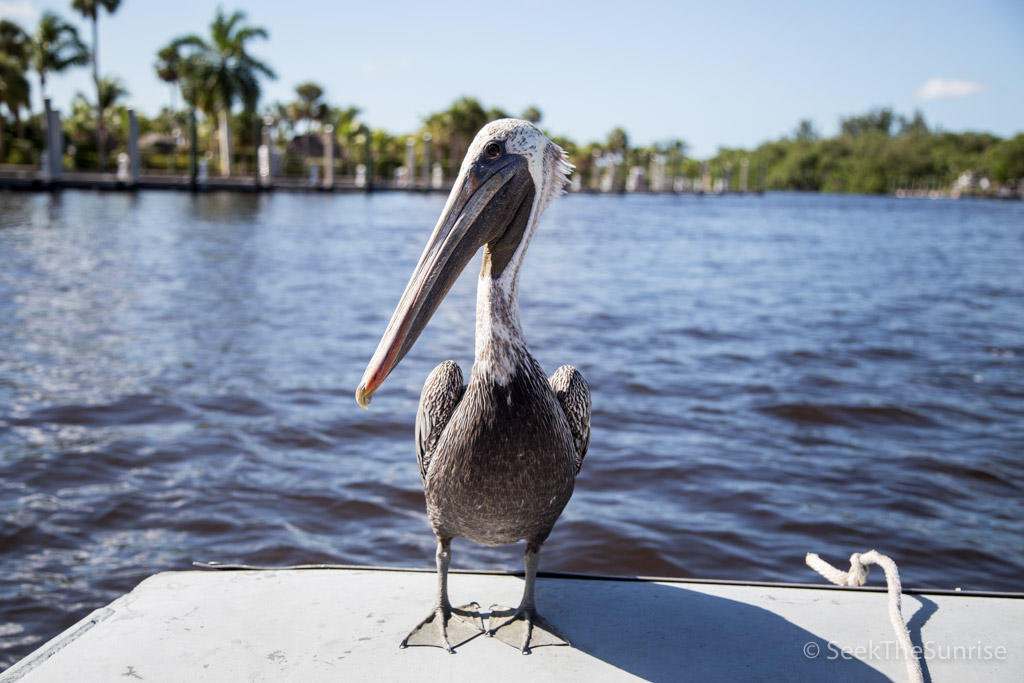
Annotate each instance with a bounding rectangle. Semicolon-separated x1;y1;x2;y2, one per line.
1;190;1022;667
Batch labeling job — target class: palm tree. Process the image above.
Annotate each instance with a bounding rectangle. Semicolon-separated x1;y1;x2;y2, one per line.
0;54;31;161
154;43;182;112
606;127;629;155
96;75;128;121
0;20;29;60
327;105;361;174
67;76;126;163
290;81;326;161
0;20;32;157
29;11;89;108
484;106;509;121
663;139;687;184
72;0;122;171
97;75;127;159
600;127;629;192
261;100;294;145
291;82;325;134
422;97;488;176
172;8;275;176
521;106;542;124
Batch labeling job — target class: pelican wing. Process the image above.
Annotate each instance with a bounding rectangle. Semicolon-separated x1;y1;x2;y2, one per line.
549;365;591;473
415;360;466;482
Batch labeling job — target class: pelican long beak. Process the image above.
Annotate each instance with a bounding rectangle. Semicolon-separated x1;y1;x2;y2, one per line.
356;153;533;408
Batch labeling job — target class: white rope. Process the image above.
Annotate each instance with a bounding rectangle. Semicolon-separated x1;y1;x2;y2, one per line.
806;550;923;683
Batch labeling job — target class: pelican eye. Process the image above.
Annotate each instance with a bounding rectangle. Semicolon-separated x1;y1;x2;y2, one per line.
484;141;502;160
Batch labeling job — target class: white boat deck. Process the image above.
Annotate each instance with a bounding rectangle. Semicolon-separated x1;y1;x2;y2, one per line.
2;567;1020;682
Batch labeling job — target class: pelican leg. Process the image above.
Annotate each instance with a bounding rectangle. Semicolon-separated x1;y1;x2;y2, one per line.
487;543;571;654
400;538;484;652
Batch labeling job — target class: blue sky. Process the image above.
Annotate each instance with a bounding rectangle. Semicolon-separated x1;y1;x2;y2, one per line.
3;0;1022;157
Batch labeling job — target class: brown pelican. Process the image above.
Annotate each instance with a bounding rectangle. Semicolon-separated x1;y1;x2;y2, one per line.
356;119;590;654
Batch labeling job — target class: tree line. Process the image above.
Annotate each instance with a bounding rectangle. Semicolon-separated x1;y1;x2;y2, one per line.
708;110;1024;196
1;4;1020;194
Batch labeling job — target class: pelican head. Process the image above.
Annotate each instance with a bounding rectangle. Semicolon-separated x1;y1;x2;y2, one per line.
356;119;572;408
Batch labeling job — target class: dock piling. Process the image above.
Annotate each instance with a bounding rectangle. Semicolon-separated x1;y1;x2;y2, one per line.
42;98;63;185
322;125;335;190
422;133;432;188
127;109;140;187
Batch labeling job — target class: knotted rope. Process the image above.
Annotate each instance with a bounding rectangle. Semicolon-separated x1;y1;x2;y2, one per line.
806;550;923;683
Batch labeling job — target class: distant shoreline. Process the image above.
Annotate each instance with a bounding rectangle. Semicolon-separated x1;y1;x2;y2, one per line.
1;170;1018;201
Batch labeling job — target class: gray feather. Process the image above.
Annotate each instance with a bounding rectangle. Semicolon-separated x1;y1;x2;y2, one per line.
548;365;591;474
415;360;465;483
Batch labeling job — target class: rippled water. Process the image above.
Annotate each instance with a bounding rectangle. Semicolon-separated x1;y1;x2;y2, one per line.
1;189;1022;668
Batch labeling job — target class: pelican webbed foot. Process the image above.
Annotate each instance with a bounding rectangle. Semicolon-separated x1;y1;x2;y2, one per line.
400;602;484;653
485;604;571;654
